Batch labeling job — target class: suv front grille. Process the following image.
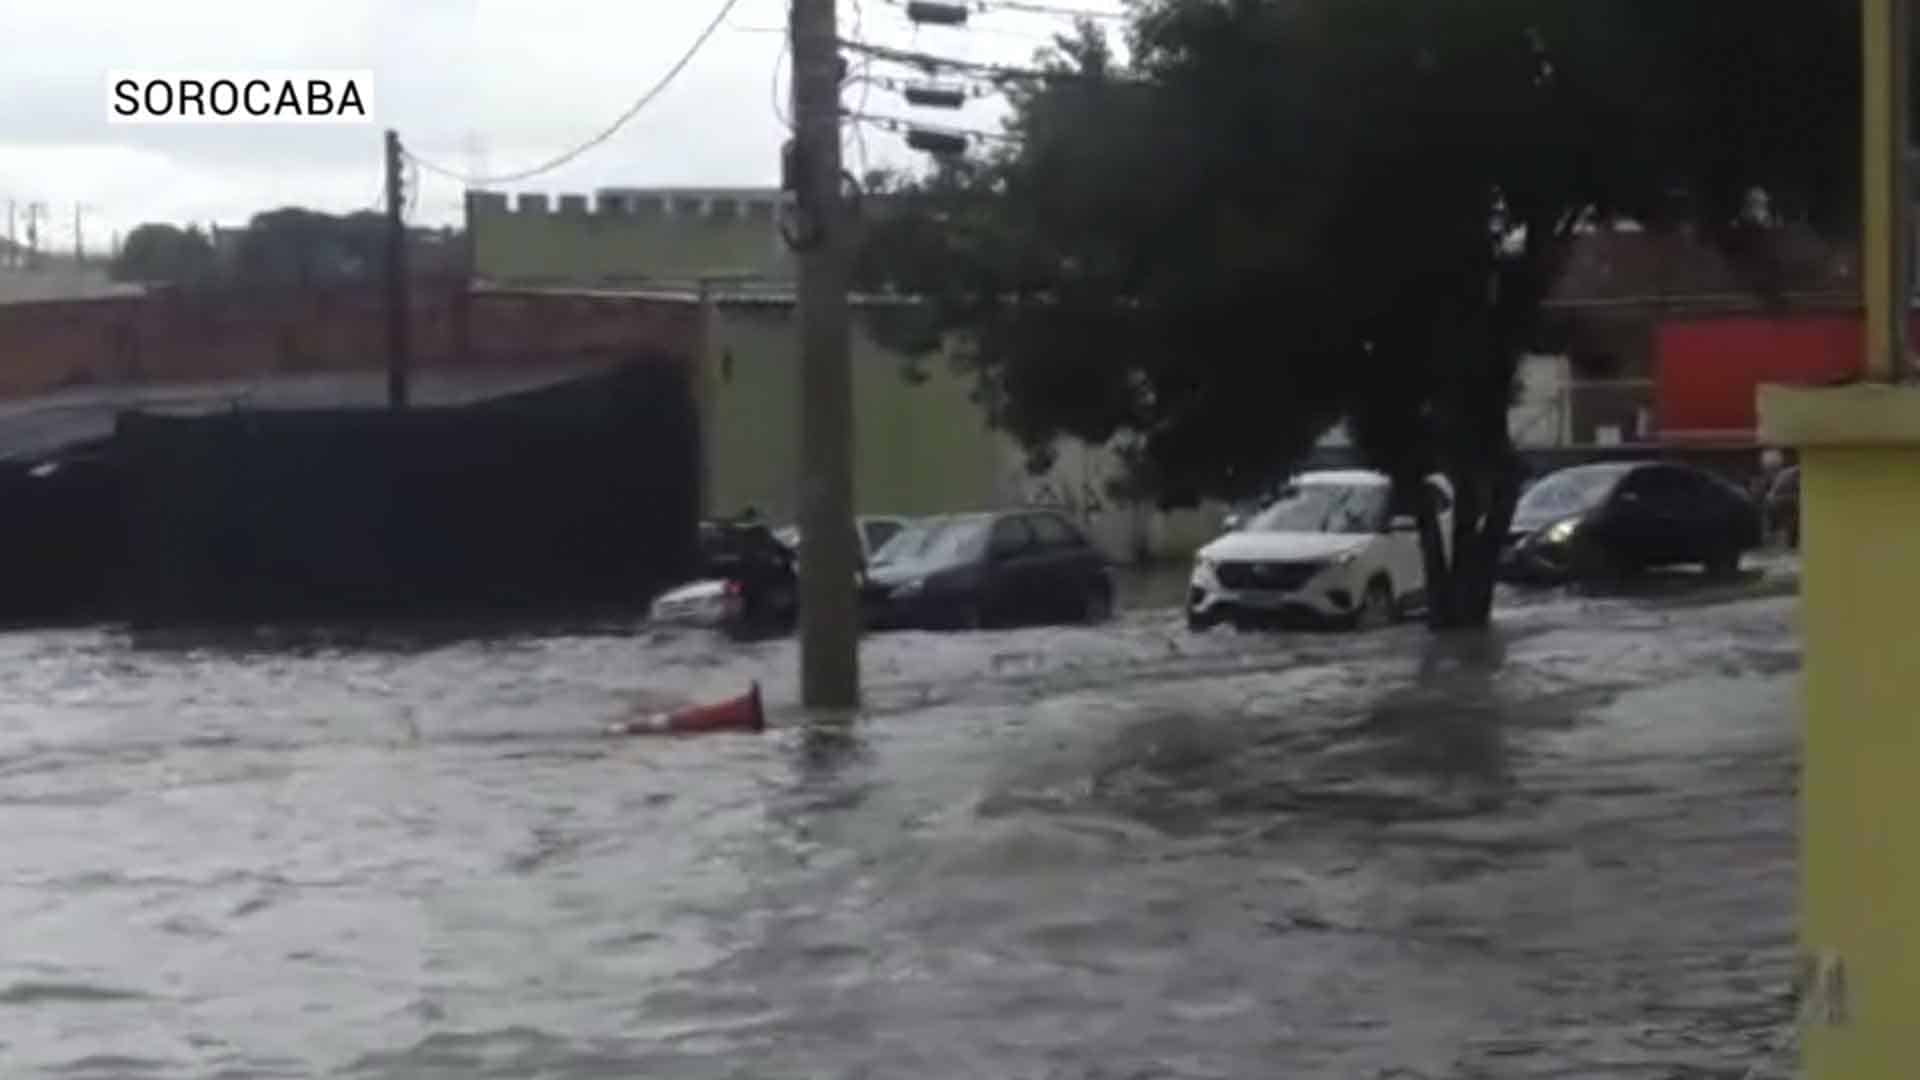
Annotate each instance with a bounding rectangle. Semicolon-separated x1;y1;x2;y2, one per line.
1215;560;1324;592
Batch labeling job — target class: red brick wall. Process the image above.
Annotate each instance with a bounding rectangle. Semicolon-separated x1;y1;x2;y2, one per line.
0;285;700;399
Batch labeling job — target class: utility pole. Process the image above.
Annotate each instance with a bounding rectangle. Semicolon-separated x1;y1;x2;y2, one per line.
384;129;411;409
25;202;43;267
789;0;860;708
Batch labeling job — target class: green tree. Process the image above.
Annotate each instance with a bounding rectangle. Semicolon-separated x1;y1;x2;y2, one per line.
110;223;216;285
857;0;1861;628
234;207;388;288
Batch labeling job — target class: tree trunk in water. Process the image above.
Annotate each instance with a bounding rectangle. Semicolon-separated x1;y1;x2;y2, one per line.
1448;358;1525;629
1412;478;1460;629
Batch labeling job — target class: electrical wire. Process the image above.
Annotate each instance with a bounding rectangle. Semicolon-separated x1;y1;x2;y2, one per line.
772;32;794;130
988;0;1125;19
848;0;875;177
846;60;876;177
847;110;1020;145
848;71;997;99
880;0;1126;22
404;0;746;187
875;0;1085;42
839;36;1134;83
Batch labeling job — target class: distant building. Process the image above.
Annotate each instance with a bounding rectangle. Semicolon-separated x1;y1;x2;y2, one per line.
467;186;792;289
1544;225;1858;445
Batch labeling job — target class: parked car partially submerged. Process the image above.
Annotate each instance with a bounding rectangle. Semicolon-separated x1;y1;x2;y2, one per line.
1500;461;1762;582
649;519;799;638
861;510;1114;630
1188;469;1452;631
774;516;913;567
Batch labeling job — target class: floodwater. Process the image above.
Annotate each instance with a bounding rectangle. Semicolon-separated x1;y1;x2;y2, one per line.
0;576;1800;1078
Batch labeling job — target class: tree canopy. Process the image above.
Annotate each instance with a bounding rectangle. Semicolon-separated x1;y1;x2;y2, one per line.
111;208;464;291
855;0;1862;627
110;223;217;286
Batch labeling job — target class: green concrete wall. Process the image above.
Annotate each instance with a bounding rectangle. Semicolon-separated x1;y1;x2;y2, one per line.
472;203;791;285
704;304;999;524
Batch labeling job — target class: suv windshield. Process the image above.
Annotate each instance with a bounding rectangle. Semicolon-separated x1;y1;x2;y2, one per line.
871;516;992;566
1517;466;1629;518
1247;483;1389;535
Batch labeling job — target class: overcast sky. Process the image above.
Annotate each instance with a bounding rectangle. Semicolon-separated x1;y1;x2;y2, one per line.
0;0;1127;254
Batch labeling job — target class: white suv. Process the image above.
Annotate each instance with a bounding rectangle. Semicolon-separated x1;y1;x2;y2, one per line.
1187;469;1451;631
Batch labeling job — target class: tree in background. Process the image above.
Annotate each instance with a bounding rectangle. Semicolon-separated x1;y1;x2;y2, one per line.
111;209;463;291
109;223;216;286
234;208;388;289
856;0;1859;629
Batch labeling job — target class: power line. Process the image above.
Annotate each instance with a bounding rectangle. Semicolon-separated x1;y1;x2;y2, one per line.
840;36;1136;83
849;71;999;100
847;110;1020;147
406;0;746;187
773;32;794;130
985;0;1125;19
848;0;876;175
880;0;1126;22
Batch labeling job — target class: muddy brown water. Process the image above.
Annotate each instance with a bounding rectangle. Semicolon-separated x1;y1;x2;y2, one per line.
0;587;1798;1078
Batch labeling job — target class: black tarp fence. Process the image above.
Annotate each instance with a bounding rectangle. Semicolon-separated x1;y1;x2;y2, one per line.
113;357;700;625
0;445;122;624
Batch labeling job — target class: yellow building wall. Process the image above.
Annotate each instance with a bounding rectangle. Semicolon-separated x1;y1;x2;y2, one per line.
1796;447;1920;1074
1760;384;1920;1077
470;197;791;286
703;304;1001;524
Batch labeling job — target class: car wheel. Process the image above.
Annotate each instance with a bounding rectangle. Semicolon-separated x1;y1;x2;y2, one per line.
1082;581;1114;624
955;600;985;632
1351;578;1395;631
1705;547;1742;578
1186;609;1217;632
1570;540;1623;584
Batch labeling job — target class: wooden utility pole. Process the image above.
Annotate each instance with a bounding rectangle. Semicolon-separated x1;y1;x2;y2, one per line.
384;129;412;409
789;0;860;708
24;202;42;267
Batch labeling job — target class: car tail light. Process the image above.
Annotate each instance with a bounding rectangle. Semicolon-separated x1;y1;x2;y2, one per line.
723;580;744;596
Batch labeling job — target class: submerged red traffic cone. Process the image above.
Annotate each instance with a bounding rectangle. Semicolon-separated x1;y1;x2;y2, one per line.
606;683;766;737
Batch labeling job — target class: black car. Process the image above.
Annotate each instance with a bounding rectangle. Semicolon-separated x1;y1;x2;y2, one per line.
649;518;799;639
861;510;1114;630
1501;461;1762;582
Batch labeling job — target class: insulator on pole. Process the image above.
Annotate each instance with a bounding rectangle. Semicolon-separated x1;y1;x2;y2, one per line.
905;1;970;27
906;128;969;156
904;84;968;109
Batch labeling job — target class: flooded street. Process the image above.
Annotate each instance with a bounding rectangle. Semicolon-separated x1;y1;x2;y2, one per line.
0;581;1799;1078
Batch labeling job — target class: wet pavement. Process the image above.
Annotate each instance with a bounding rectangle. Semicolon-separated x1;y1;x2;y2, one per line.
0;566;1800;1078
